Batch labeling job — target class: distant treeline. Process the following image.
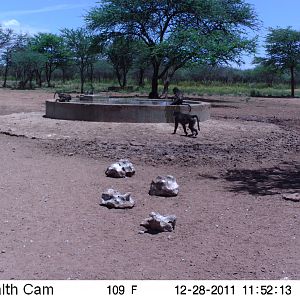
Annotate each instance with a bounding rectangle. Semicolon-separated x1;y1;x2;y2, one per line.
1;0;300;97
0;28;297;94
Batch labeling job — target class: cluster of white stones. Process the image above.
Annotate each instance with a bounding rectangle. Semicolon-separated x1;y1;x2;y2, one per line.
101;160;178;233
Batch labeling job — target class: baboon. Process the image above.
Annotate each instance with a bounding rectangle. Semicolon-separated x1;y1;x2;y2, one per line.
171;87;191;112
173;111;200;137
54;92;72;102
171;87;184;105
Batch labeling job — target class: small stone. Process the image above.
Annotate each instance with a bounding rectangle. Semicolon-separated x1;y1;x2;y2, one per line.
165;155;176;161
130;141;145;147
282;193;300;202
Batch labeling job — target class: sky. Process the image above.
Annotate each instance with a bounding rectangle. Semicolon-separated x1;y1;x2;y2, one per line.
244;0;300;67
0;0;96;34
1;0;300;69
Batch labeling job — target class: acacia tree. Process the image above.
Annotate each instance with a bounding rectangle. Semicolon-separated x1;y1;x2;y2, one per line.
61;28;100;93
133;41;151;87
1;32;30;87
86;0;258;98
0;26;15;87
30;33;65;87
106;37;136;88
12;49;46;89
0;28;15;87
0;26;13;49
58;52;73;84
260;27;300;97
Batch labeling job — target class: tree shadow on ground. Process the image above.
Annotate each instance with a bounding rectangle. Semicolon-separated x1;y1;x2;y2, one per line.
224;162;300;196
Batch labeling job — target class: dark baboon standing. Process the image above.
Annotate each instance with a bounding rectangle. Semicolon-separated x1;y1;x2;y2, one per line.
173;111;200;137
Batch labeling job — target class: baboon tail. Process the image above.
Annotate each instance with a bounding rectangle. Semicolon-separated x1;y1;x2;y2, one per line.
53;92;57;99
193;115;200;130
183;103;191;112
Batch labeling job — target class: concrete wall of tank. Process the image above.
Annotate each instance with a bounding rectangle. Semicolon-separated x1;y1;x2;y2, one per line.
45;100;210;123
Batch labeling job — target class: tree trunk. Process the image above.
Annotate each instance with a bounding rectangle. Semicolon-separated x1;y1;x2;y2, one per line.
116;69;122;87
122;68;127;88
29;73;34;89
89;63;94;92
160;66;179;98
150;65;159;98
36;70;42;88
90;64;94;85
80;79;84;94
79;59;86;94
161;71;172;98
2;64;9;88
45;63;50;87
138;68;145;87
80;69;85;94
62;68;66;84
290;66;295;97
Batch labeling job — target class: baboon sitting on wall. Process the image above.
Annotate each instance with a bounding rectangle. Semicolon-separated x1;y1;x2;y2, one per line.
171;87;191;112
171;87;184;105
54;92;72;102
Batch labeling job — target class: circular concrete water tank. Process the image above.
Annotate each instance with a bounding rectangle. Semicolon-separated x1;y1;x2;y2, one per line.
45;96;210;123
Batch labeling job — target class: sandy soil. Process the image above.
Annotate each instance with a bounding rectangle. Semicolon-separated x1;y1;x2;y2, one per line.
0;89;299;280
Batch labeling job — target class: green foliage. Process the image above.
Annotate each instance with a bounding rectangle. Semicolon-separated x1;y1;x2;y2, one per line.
0;26;13;49
257;27;300;97
250;89;261;97
30;33;66;87
86;0;258;97
264;27;300;69
12;49;47;89
106;37;136;87
1;32;32;88
4;3;300;97
61;28;96;61
60;28;101;93
31;33;64;61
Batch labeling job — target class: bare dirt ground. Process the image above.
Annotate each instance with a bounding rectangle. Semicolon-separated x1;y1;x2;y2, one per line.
0;89;299;280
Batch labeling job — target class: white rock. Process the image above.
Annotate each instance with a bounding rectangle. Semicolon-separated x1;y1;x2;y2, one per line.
105;159;135;178
101;189;135;209
140;212;177;232
149;175;179;197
